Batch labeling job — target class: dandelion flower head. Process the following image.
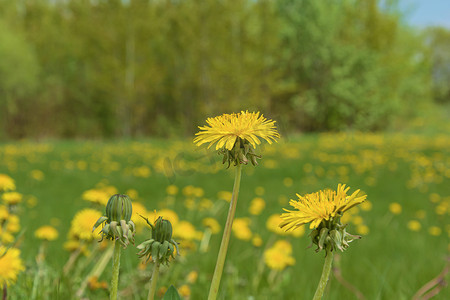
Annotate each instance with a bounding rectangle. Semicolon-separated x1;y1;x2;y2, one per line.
281;184;366;230
194;111;280;150
0;247;25;287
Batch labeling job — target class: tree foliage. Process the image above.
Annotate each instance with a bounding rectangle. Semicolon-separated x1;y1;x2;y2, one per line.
0;0;437;138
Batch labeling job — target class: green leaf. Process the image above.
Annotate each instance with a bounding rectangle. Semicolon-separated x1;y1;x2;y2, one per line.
162;285;181;300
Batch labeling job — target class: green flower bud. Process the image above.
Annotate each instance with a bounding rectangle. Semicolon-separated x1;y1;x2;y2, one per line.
105;194;132;222
92;194;136;248
137;216;179;265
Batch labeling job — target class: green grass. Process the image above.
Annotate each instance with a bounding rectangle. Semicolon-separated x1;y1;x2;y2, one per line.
1;132;449;299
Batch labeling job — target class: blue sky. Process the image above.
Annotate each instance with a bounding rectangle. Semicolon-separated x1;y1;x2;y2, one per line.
400;0;450;28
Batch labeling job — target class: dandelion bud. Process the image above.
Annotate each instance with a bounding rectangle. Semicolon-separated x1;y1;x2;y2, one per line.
92;194;136;248
105;194;132;223
137;216;179;265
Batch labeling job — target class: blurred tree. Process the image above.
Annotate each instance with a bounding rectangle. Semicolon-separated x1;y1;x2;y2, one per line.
0;0;437;138
425;27;450;104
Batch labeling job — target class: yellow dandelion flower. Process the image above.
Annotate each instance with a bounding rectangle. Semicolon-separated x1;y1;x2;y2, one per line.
194;111;280;151
82;189;110;206
35;225;59;241
356;225;369;235
187;271;198;284
407;220;421;232
202;218;221;234
1;232;15;244
249;197;265;215
6;215;20;233
126;189;139;200
173;221;202;241
157;209;179;226
30;169;45;181
0;174;15;192
178;285;191;297
217;191;232;202
252;234;263;247
428;226;442;236
389;202;402;215
166;185;179;196
2;192;23;205
281;184;366;230
70;209;102;241
0;205;10;221
263;240;295;271
232;218;252;241
0;247;25;287
131;202;148;229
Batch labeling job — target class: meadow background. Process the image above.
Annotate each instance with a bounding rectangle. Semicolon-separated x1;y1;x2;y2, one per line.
0;0;449;299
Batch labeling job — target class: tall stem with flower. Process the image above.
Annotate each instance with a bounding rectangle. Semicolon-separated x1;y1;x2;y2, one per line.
280;184;367;300
194;111;280;300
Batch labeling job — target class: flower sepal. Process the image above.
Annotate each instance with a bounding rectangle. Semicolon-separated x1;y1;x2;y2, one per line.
219;138;261;168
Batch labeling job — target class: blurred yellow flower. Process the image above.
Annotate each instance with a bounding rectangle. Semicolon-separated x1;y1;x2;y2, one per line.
131;202;148;229
35;225;59;241
173;221;202;241
70;209;102;241
2;192;23;205
249;197;265;215
264;240;295;271
166;185;179;196
360;200;372;211
356;225;369;235
193;187;204;198
202;218;221;234
0;247;25;287
178;284;191;297
30;169;45;181
157;209;179;226
132;166;151;178
193;111;280;150
126;189;139;200
428;226;442;236
407;220;421;232
1;232;14;244
255;186;265;196
187;271;198;284
232;218;252;241
252;234;263;247
6;215;20;233
182;185;195;197
82;189;110;206
217;191;232;202
283;177;293;187
0;205;9;221
389;202;402;215
415;210;426;219
281;184;366;230
0;174;15;192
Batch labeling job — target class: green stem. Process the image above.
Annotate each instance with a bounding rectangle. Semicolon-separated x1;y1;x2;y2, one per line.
208;164;242;300
313;250;334;300
31;243;46;300
76;245;114;298
147;261;160;300
110;241;122;300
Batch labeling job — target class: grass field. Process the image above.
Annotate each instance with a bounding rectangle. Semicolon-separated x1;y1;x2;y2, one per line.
1;132;449;299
